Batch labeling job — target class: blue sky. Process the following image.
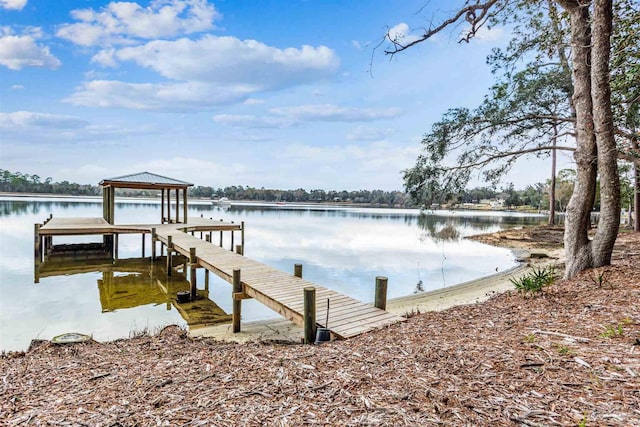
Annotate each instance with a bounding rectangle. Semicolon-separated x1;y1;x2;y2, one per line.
0;0;570;191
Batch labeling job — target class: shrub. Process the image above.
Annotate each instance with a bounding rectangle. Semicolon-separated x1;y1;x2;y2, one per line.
510;266;556;295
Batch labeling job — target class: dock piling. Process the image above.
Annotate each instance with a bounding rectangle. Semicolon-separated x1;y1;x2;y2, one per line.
166;235;173;276
151;228;156;260
241;221;245;255
294;263;303;278
374;276;388;310
34;223;41;264
232;269;242;332
303;287;316;344
189;247;197;300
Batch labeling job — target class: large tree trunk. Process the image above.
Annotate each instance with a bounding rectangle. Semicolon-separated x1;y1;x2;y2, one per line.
634;138;640;232
549;125;558;225
590;0;620;265
562;0;620;278
562;1;598;279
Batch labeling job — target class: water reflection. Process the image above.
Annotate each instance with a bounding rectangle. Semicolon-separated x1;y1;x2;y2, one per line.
42;255;231;329
0;197;547;352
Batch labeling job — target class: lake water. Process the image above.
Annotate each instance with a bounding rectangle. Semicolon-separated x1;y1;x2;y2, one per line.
0;197;546;351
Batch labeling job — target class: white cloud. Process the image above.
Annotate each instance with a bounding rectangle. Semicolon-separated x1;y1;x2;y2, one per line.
278;141;420;189
0;0;26;10
0;111;88;129
243;98;264;105
64;80;253;110
10;84;24;90
472;25;505;43
74;35;340;111
269;104;401;122
90;48;117;67
213;105;402;128
0;27;61;70
346;126;396;141
213;114;292;129
56;0;219;47
106;36;339;86
386;23;421;45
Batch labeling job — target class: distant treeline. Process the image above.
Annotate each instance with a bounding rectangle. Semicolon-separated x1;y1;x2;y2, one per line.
0;169;558;209
0;169;101;196
190;185;412;207
0;169;413;207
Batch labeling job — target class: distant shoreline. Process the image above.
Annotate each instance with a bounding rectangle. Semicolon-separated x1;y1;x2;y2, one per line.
0;192;548;213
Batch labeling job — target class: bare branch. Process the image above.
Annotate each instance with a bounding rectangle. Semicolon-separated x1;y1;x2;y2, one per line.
384;0;501;55
443;145;576;171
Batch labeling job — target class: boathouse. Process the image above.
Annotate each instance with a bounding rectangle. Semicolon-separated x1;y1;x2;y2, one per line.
99;171;193;224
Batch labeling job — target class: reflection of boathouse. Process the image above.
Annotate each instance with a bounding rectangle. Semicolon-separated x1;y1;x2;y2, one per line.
39;255;232;329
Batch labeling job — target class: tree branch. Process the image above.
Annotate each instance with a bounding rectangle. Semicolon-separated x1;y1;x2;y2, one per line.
384;0;501;55
442;145;576;171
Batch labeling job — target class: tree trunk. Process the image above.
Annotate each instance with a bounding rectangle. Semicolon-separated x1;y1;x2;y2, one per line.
590;0;620;266
634;138;640;232
562;1;598;279
549;125;558;225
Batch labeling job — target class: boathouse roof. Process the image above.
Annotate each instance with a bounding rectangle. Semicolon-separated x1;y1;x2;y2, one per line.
99;172;193;189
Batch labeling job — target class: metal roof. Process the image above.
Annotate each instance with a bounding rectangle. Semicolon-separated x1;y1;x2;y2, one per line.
99;172;193;187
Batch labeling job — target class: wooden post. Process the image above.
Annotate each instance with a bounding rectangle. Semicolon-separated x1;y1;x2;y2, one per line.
241;221;245;255
175;188;180;223
167;189;171;223
232;269;242;333
183;188;188;224
161;189;165;223
190;247;197;301
219;230;223;247
114;233;119;261
230;229;234;251
303;287;317;344
205;270;209;291
151;228;156;260
109;187;115;224
166;235;173;276
374;276;388;310
141;233;145;258
294;263;303;278
103;188;108;221
205;234;211;243
235;244;242;254
34;223;41;265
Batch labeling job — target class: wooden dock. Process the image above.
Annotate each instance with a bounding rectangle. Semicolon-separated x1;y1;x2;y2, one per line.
36;216;405;340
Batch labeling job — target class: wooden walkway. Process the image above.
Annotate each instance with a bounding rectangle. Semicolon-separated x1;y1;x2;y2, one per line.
36;216;405;339
153;228;405;339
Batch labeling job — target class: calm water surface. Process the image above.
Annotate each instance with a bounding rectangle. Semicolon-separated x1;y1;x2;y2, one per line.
0;197;545;351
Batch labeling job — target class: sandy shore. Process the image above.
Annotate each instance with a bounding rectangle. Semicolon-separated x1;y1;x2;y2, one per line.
190;245;564;344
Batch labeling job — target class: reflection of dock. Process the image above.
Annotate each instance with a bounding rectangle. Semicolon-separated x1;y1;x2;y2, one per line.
36;216;405;340
99;265;231;328
35;170;404;341
39;254;232;328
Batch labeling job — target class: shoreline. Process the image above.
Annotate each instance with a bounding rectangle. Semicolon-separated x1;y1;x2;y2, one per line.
190;247;563;344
